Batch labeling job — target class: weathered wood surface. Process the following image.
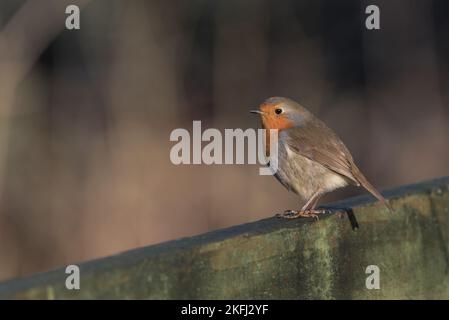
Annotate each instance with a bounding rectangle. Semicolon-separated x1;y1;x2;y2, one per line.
0;176;448;299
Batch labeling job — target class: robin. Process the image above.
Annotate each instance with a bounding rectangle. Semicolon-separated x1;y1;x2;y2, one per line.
250;97;393;219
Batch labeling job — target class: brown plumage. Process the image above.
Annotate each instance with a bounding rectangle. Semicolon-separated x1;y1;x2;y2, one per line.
251;97;392;219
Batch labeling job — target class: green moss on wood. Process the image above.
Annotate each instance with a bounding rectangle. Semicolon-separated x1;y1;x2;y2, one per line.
1;177;449;299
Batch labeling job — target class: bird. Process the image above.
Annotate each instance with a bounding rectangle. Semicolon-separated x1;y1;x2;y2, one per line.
250;97;393;219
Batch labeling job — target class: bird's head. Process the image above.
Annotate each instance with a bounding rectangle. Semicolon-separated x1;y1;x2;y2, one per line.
250;97;312;130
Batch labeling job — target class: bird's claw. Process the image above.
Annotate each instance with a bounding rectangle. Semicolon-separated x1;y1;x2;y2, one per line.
275;210;299;218
275;209;324;220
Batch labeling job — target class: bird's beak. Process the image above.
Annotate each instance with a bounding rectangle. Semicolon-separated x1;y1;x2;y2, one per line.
250;110;265;115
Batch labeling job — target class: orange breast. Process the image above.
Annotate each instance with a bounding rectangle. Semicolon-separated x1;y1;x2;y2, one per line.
261;116;294;157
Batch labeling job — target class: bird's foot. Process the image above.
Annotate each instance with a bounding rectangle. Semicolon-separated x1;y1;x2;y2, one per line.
276;209;328;220
275;209;298;219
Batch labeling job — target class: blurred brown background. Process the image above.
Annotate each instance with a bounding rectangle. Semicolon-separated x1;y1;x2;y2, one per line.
0;0;448;282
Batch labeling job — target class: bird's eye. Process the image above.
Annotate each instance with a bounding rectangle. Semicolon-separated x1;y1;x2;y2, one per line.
275;108;283;115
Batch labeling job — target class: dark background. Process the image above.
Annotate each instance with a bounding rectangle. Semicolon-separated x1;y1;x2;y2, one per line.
0;0;448;281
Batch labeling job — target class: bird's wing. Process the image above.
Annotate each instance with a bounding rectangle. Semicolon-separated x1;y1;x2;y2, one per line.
281;120;393;212
281;120;360;186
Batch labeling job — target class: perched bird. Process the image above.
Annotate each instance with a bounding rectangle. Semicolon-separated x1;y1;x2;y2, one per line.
250;97;392;219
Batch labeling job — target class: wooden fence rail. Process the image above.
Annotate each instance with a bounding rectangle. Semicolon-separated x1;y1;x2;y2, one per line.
0;176;448;299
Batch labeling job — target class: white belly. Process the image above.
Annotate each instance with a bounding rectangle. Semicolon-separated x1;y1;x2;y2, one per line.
275;142;349;200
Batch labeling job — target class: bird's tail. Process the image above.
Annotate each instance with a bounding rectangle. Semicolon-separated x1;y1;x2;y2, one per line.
352;166;393;212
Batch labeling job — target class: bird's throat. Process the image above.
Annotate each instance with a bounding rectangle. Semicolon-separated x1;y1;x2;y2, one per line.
261;116;294;156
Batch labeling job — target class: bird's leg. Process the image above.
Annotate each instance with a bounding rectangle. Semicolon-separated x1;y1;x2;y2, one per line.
308;195;321;211
305;193;331;214
276;191;327;219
